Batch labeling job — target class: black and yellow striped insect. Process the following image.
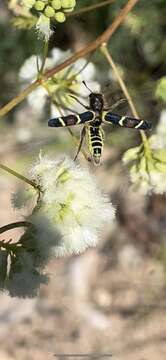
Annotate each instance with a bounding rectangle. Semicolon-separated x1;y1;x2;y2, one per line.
48;82;151;165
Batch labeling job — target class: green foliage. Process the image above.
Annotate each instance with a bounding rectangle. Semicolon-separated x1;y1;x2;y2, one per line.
11;15;38;29
155;77;166;103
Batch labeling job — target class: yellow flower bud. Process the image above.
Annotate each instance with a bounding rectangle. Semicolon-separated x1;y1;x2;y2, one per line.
44;5;55;17
34;1;45;11
61;0;76;8
64;7;74;12
22;0;36;9
54;11;66;22
51;0;61;10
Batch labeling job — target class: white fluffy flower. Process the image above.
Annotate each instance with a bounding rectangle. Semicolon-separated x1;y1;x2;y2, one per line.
123;144;166;195
19;49;99;116
130;161;166;195
36;14;52;41
30;155;115;255
150;110;166;149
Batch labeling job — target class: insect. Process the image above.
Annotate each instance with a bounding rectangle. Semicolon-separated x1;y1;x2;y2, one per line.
48;82;152;165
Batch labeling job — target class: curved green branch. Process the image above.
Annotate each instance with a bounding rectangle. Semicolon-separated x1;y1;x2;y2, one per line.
0;163;40;190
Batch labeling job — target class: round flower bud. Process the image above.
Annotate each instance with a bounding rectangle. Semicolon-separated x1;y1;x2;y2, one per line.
64;7;74;12
51;0;61;10
22;0;36;9
61;0;76;8
44;5;55;17
34;1;45;11
54;12;66;22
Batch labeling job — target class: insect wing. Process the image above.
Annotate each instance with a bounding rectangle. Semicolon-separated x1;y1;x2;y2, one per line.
103;111;151;130
48;111;95;128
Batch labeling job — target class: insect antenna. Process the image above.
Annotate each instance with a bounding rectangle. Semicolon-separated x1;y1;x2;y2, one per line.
82;80;93;93
36;56;40;73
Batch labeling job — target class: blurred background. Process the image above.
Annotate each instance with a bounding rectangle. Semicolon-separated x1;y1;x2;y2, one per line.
0;0;166;359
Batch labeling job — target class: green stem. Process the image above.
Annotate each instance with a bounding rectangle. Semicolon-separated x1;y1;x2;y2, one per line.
0;221;32;235
38;41;49;76
66;0;115;18
0;163;39;190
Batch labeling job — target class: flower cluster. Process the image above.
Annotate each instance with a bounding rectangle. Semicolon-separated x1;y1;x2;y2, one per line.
29;155;115;256
123;138;166;195
23;0;76;22
150;110;166;149
5;155;115;297
19;48;99;117
10;0;77;39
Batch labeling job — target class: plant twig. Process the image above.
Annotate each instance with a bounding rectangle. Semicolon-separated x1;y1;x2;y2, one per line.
0;0;139;118
100;43;149;148
0;163;39;190
45;0;139;80
66;0;115;18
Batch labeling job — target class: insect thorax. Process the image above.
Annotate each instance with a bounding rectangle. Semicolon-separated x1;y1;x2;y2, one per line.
89;93;104;112
92;117;102;126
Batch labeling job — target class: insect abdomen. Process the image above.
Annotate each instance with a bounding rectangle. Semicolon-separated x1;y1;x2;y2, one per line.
88;125;103;166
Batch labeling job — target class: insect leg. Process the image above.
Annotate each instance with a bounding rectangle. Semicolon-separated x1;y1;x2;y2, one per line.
101;127;105;140
74;126;86;161
104;98;126;111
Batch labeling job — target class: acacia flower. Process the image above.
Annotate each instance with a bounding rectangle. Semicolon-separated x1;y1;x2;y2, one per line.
123;139;166;195
6;155;114;297
25;154;115;255
19;49;99;116
150;110;166;149
10;0;77;40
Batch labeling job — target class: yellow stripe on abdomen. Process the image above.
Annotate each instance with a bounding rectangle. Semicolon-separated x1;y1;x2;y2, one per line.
88;126;103;165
